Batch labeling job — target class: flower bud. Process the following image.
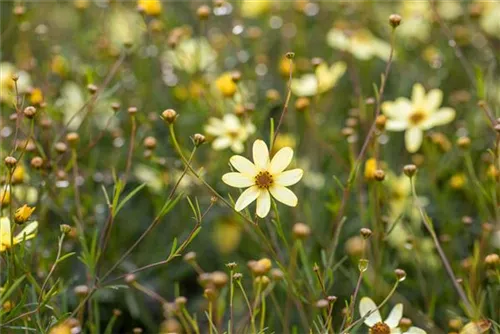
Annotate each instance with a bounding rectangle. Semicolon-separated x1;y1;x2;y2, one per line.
394;268;406;282
457;136;471;149
293;222;311;239
162;109;177;124
315;299;329;309
128;106;138;115
484;253;499;266
374;169;385;181
60;224;72;234
403;164;417;178
4;156;17;168
74;285;90;297
295;97;310;111
23;106;37;119
358;259;369;272
285;52;295;60
193;133;206;146
66;132;80;147
360;228;372;239
143;136;157;150
31;156;44;169
389;14;402;28
197;5;211;20
14;205;35;224
125;274;136;284
87;84;98;94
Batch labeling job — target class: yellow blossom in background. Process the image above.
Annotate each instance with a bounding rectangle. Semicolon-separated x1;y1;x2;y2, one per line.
14;205;36;224
479;1;500;38
364;158;377;181
212;218;242;254
279;56;294;77
0;217;38;252
51;54;69;77
205;114;255;153
241;0;271;18
382;83;455;153
74;0;89;10
215;73;237;98
0;62;32;105
459;320;491;334
398;1;431;43
272;133;296;154
137;0;162;16
291;61;346;97
108;8;145;48
327;28;391;61
164;37;217;74
12;164;25;184
222;140;303;218
0;187;10;206
30;88;44;105
449;173;466;190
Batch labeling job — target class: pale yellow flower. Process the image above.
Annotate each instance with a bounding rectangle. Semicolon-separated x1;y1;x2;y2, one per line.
205;114;255;153
291;62;346;97
327;28;391;61
137;0;162;16
215;72;237;98
480;2;500;38
398;1;431;43
459;320;491;334
222;140;303;218
0;217;38;252
0;62;32;105
241;0;271;18
382;83;455;153
359;297;426;334
164;37;217;74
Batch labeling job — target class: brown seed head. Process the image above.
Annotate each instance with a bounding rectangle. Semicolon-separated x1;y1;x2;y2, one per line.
23;106;37;119
293;222;311;239
389;14;402;28
162;109;178;124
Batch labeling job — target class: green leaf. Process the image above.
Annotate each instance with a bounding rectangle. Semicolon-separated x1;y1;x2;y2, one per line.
169;237;178;258
115;183;147;216
0;275;26;305
55;252;76;264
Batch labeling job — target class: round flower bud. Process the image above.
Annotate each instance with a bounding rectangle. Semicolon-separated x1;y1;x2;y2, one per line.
162;109;177;124
295;97;310;112
87;84;98;94
231;70;242;83
128;107;138;116
211;271;229;288
175;296;187;307
311;57;323;68
4;156;17;168
232;272;243;281
394;268;407;282
360;228;372;239
74;285;90;297
60;224;72;234
66;132;80;147
111;102;121;112
204;287;217;301
457;137;471;149
374;169;385;181
293;222;311;239
254;275;270;287
266;89;281;102
132;328;143;334
23;106;37;119
193;133;206;146
403;164;417;178
143;136;157;150
327;295;337;303
197;5;211;20
271;268;284;281
484;253;499;266
55;142;68;154
183;251;196;262
125;274;136;284
31;156;43;169
389;14;402;28
113;309;122;317
375;115;387;130
285;52;295;60
315;299;329;309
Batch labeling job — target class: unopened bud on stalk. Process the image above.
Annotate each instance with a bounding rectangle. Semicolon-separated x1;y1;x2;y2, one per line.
66;132;80;147
197;5;211;20
285;52;295;60
161;109;177;124
125;274;136;284
128;106;138;115
31;156;43;169
358;259;369;272
4;156;17;168
23;106;37;119
315;299;329;309
395;268;406;282
87;84;98;94
193;133;206;146
293;222;311;239
389;14;402;28
360;228;372;239
403;164;417;178
60;224;72;234
374;169;385;181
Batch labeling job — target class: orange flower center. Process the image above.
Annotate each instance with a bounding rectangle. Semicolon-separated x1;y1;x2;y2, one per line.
409;110;427;125
370;322;390;334
255;171;273;189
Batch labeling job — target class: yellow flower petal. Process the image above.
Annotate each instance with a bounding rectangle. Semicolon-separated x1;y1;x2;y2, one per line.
222;173;255;188
269;147;293;175
274;169;303;187
13;221;38;244
269;185;297;207
212;137;232;150
253;140;270;170
425;89;443;111
359;297;382;327
256;190;271;218
421;107;455;129
230;156;258;175
412;83;426;108
234;186;260;212
384;303;403;328
385;119;408;131
405;127;423;153
0;217;12;250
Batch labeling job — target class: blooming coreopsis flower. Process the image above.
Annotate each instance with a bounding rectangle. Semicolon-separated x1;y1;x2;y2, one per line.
204;114;255;153
0;216;38;252
215;73;238;98
222;140;303;218
163;37;217;74
359;297;426;334
327;27;391;61
382;83;455;153
0;62;32;105
137;0;162;16
291;61;346;97
14;205;36;224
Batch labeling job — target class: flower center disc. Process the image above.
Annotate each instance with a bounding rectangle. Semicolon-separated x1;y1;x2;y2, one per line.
255;171;273;189
370;322;391;334
409;110;426;125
